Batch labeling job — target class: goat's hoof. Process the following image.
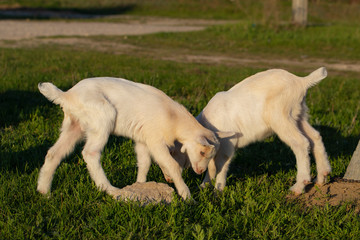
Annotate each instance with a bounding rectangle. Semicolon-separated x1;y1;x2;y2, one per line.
37;186;50;196
303;180;312;185
200;182;211;189
165;178;174;183
289;185;304;195
314;174;329;186
290;188;303;196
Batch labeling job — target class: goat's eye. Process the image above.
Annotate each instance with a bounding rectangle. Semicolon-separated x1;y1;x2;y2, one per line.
200;151;205;157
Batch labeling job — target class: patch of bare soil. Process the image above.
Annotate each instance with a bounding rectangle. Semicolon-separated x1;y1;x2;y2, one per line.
0;17;233;41
163;54;360;73
116;181;174;205
287;179;360;212
3;37;360;74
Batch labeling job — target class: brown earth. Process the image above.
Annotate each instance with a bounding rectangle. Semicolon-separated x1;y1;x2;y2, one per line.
116;181;174;205
287;179;360;212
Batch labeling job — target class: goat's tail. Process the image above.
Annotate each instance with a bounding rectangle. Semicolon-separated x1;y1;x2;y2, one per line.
302;67;327;89
38;82;64;105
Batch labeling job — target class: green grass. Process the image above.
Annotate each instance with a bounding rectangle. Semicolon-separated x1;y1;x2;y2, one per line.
0;46;359;239
1;1;360;238
121;22;360;62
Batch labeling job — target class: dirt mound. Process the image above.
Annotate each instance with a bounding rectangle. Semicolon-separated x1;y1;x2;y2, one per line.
116;181;175;205
288;179;360;212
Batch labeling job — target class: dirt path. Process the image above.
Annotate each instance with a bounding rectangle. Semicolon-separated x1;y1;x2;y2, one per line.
0;18;232;40
0;17;359;73
163;54;360;73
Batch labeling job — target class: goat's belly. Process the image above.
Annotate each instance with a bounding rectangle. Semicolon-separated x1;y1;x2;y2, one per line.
236;127;272;148
112;119;146;143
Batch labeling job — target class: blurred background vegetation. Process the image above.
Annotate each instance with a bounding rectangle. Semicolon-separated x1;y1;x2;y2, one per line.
1;0;360;25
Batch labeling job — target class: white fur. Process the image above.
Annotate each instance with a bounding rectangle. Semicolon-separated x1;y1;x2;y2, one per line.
196;67;331;194
37;77;219;200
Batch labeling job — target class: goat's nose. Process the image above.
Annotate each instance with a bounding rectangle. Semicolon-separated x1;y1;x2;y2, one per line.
196;168;204;174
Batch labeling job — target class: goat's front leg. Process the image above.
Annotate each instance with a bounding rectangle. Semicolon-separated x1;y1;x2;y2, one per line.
149;144;191;200
202;140;235;191
201;158;216;188
134;142;152;183
213;155;234;191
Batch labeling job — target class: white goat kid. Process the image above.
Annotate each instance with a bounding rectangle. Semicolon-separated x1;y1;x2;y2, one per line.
37;77;219;200
197;67;331;194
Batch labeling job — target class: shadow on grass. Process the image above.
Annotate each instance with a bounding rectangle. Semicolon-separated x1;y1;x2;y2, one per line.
0;5;136;20
1;90;359;186
0;144;50;174
0;131;134;176
227;126;360;182
2;124;359;178
0;90;48;128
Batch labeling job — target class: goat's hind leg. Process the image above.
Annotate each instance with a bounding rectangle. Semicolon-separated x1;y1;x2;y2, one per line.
37;115;83;195
300;120;331;186
82;130;122;198
272;118;312;194
80;97;122;198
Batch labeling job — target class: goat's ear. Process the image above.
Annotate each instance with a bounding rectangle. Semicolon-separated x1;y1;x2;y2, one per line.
180;144;187;153
197;136;217;157
200;144;216;158
197;136;212;146
215;131;241;139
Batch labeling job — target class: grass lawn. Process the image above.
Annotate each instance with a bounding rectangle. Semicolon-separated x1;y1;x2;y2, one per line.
1;46;359;239
1;0;360;239
122;22;360;62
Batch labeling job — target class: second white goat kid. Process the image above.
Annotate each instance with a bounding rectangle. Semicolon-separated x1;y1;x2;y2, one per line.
37;77;220;200
197;67;331;194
